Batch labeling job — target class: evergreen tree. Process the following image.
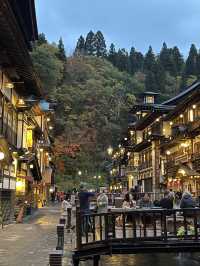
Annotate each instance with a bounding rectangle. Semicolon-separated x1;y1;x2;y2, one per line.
116;48;129;72
145;71;157;92
85;31;96;56
57;37;66;61
185;44;198;76
144;46;156;72
159;42;174;74
94;31;107;57
108;43;117;66
129;47;144;74
74;35;85;55
172;46;184;76
37;33;47;46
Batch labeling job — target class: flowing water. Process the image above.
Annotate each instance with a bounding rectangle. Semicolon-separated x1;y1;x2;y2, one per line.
100;253;200;266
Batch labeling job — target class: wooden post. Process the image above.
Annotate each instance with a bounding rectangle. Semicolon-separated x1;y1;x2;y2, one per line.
76;206;82;250
67;208;72;229
49;250;63;266
59;218;66;225
93;255;100;266
56;224;64;250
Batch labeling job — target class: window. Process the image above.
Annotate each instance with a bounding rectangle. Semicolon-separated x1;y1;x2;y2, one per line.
145;96;154;104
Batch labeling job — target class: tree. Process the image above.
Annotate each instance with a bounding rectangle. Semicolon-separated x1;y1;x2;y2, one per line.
185;44;198;76
85;31;96;56
116;48;129;72
172;46;184;76
74;35;85;55
57;37;66;62
159;42;175;74
108;43;117;66
144;46;156;72
94;31;107;57
37;33;47;46
129;47;144;74
31;43;64;94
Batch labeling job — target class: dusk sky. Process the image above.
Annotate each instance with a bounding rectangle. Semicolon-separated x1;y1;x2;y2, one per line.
35;0;200;56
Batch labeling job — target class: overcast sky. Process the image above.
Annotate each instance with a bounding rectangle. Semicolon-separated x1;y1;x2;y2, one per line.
35;0;200;56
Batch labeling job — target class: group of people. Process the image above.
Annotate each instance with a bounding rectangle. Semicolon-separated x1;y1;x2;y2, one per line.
122;190;197;210
61;185;197;215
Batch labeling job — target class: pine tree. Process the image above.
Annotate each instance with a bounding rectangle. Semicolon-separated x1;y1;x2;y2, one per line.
37;33;47;46
74;35;85;55
85;31;96;56
172;46;184;76
108;43;117;66
94;31;107;57
185;44;198;76
144;46;156;72
159;42;174;74
129;47;136;74
129;47;144;74
145;70;157;92
116;48;129;72
57;37;66;61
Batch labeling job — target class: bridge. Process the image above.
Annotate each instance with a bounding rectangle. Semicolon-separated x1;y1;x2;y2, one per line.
72;208;200;265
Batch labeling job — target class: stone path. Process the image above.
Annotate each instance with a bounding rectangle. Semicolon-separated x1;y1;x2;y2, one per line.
0;204;63;266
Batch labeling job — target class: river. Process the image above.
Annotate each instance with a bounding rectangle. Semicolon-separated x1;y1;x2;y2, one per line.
100;253;200;266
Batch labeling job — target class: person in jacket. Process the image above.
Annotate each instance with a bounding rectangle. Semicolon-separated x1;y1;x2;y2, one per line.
180;191;196;209
139;193;153;208
160;191;173;209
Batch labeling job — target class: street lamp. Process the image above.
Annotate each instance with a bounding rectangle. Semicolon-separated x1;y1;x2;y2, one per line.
78;171;82;176
107;146;113;156
0;152;5;161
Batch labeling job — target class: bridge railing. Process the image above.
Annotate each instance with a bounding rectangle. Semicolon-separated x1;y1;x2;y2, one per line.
75;208;200;250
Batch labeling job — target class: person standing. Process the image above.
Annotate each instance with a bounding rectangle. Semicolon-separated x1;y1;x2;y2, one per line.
97;190;108;213
78;185;95;234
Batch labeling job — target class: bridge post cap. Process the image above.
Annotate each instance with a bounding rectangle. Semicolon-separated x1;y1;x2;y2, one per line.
49;249;63;255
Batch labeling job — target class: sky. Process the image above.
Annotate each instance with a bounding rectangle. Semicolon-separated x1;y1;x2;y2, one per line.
35;0;200;56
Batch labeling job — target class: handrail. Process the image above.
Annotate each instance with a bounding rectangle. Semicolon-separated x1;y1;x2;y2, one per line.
75;208;200;251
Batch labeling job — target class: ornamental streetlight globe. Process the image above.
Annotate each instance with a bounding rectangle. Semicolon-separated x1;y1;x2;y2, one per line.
0;152;5;161
78;170;82;176
107;146;113;156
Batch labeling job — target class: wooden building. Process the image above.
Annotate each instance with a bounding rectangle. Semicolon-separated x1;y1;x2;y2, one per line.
0;0;54;223
124;81;200;196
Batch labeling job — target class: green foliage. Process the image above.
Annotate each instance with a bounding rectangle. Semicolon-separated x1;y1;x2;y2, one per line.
185;44;198;76
95;31;107;57
31;43;63;93
57;37;66;61
74;35;85;56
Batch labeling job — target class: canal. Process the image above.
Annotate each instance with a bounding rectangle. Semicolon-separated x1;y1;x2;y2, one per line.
100;253;200;266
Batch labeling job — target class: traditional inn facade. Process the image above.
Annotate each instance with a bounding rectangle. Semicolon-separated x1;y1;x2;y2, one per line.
122;82;200;197
0;0;55;223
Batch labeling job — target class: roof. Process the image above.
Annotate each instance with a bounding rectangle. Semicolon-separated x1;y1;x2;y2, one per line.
0;0;43;97
8;0;38;49
163;80;200;106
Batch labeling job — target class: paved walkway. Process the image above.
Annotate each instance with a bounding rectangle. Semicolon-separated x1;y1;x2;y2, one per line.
0;204;62;266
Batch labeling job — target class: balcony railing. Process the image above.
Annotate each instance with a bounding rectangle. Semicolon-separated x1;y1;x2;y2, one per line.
171;124;188;138
138;161;152;170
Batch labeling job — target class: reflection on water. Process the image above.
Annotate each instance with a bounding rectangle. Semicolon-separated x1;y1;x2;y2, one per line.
100;253;200;266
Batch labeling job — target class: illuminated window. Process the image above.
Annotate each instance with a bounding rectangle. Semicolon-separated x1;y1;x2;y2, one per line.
189;109;194;122
145;96;154;104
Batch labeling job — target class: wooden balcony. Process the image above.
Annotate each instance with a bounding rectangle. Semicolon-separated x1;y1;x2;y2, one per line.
171;124;189;139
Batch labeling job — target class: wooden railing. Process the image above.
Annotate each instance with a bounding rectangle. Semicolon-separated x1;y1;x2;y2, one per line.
73;208;200;265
